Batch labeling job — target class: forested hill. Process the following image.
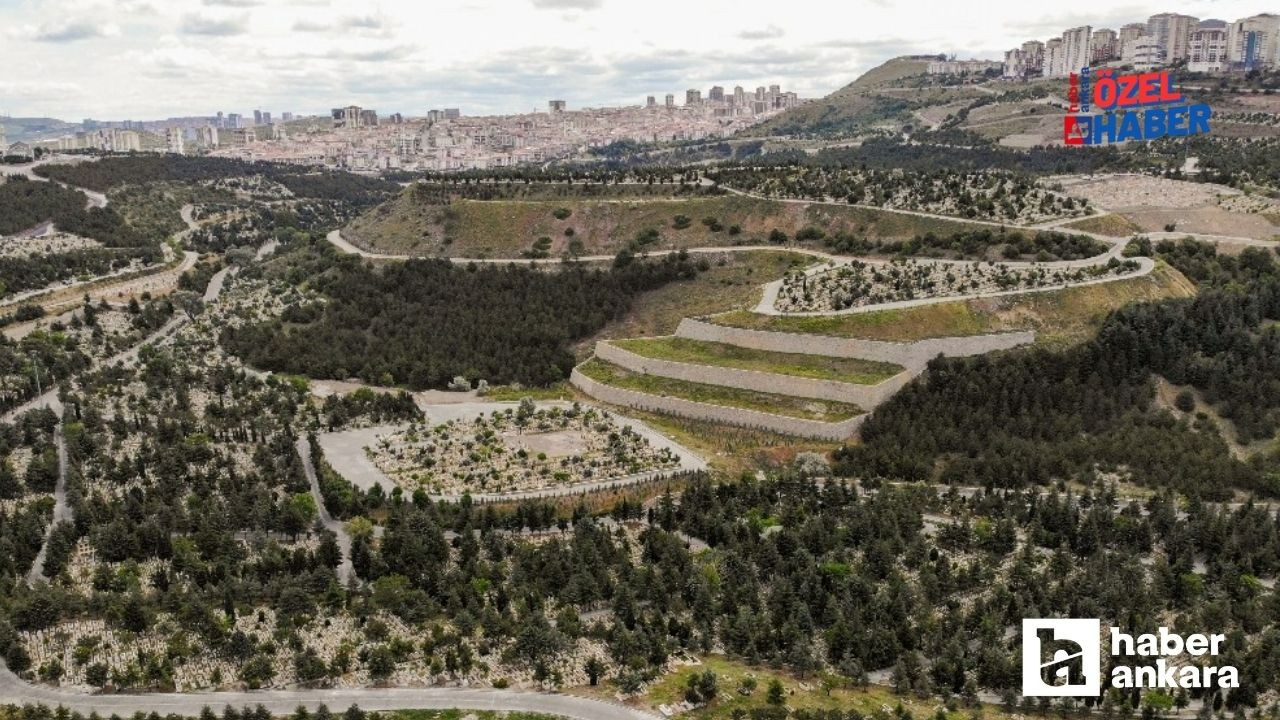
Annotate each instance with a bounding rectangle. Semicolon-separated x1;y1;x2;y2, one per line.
839;243;1280;500
0;176;148;247
223;246;704;389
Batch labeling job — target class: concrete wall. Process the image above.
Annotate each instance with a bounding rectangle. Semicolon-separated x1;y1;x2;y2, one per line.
676;317;1035;368
596;341;913;409
570;369;864;441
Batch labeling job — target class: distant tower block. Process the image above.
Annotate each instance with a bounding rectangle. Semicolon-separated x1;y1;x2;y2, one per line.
549;100;567;113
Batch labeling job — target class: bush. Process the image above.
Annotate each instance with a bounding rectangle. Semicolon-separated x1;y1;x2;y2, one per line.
1175;390;1196;413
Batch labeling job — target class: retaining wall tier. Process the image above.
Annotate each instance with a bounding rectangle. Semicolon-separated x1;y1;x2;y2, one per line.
570;368;864;441
676;317;1034;368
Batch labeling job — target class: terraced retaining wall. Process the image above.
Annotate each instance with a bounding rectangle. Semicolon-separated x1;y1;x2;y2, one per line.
570;368;864;441
676;317;1035;368
596;340;913;409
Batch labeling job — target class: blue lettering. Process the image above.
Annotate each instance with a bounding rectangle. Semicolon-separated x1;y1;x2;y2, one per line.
1092;112;1117;145
1188;104;1212;135
1144;108;1166;138
1117;112;1141;142
1167;106;1188;137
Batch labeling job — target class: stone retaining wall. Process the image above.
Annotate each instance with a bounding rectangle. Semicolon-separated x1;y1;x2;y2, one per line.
570;368;864;441
596;340;913;409
676;317;1034;368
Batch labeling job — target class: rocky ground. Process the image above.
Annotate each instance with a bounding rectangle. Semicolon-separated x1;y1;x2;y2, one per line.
774;258;1140;313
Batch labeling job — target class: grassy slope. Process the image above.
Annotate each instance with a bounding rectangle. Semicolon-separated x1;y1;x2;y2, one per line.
1062;213;1145;237
613;336;902;384
346;190;989;258
741;57;933;138
578;358;862;422
573;656;1024;720
712;260;1196;348
587;251;810;349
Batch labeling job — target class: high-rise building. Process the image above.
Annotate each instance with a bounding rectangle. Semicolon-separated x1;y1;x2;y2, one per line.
646;95;656;108
444;108;461;119
1124;35;1163;70
664;94;674;108
1060;26;1092;75
685;89;701;106
733;86;746;106
708;85;724;102
1118;23;1146;58
1090;28;1118;62
281;112;294;122
199;125;219;148
253;109;263;125
1227;14;1280;69
1147;13;1199;63
0;123;7;153
215;111;224;128
548;100;567;113
227;113;243;128
165;127;185;155
1043;38;1064;77
262;112;272;125
1189;20;1230;72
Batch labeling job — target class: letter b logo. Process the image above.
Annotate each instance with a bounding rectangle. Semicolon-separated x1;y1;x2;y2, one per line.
1022;619;1101;696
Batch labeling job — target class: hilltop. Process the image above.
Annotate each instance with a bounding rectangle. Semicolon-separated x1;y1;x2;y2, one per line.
741;55;947;137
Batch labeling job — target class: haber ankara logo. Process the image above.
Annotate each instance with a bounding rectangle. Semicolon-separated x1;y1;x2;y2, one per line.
1022;619;1102;696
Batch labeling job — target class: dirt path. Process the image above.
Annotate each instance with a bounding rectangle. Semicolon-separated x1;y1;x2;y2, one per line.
296;436;356;586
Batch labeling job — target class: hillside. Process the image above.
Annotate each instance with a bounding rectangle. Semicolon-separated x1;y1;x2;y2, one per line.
344;186;996;258
742;56;941;138
1;116;80;144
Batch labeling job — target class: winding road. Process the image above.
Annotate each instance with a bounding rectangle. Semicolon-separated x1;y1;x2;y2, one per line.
0;664;659;720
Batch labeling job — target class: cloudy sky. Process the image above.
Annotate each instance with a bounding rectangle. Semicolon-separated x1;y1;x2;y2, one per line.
0;0;1272;120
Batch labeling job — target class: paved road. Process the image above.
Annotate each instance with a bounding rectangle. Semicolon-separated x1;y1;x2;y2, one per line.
0;663;659;719
295;437;355;586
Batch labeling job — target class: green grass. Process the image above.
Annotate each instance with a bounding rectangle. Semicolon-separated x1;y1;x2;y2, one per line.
481;382;575;401
579;358;862;422
613;336;902;384
710;261;1196;347
1062;213;1145;237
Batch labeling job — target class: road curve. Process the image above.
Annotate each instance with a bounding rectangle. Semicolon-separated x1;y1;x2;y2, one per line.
0;664;659;720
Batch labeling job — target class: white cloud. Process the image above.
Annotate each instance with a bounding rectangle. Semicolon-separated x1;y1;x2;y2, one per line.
738;24;785;40
181;12;250;36
27;19;120;42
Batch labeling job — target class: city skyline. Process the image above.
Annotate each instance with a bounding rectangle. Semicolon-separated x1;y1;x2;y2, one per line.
2;0;1276;121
